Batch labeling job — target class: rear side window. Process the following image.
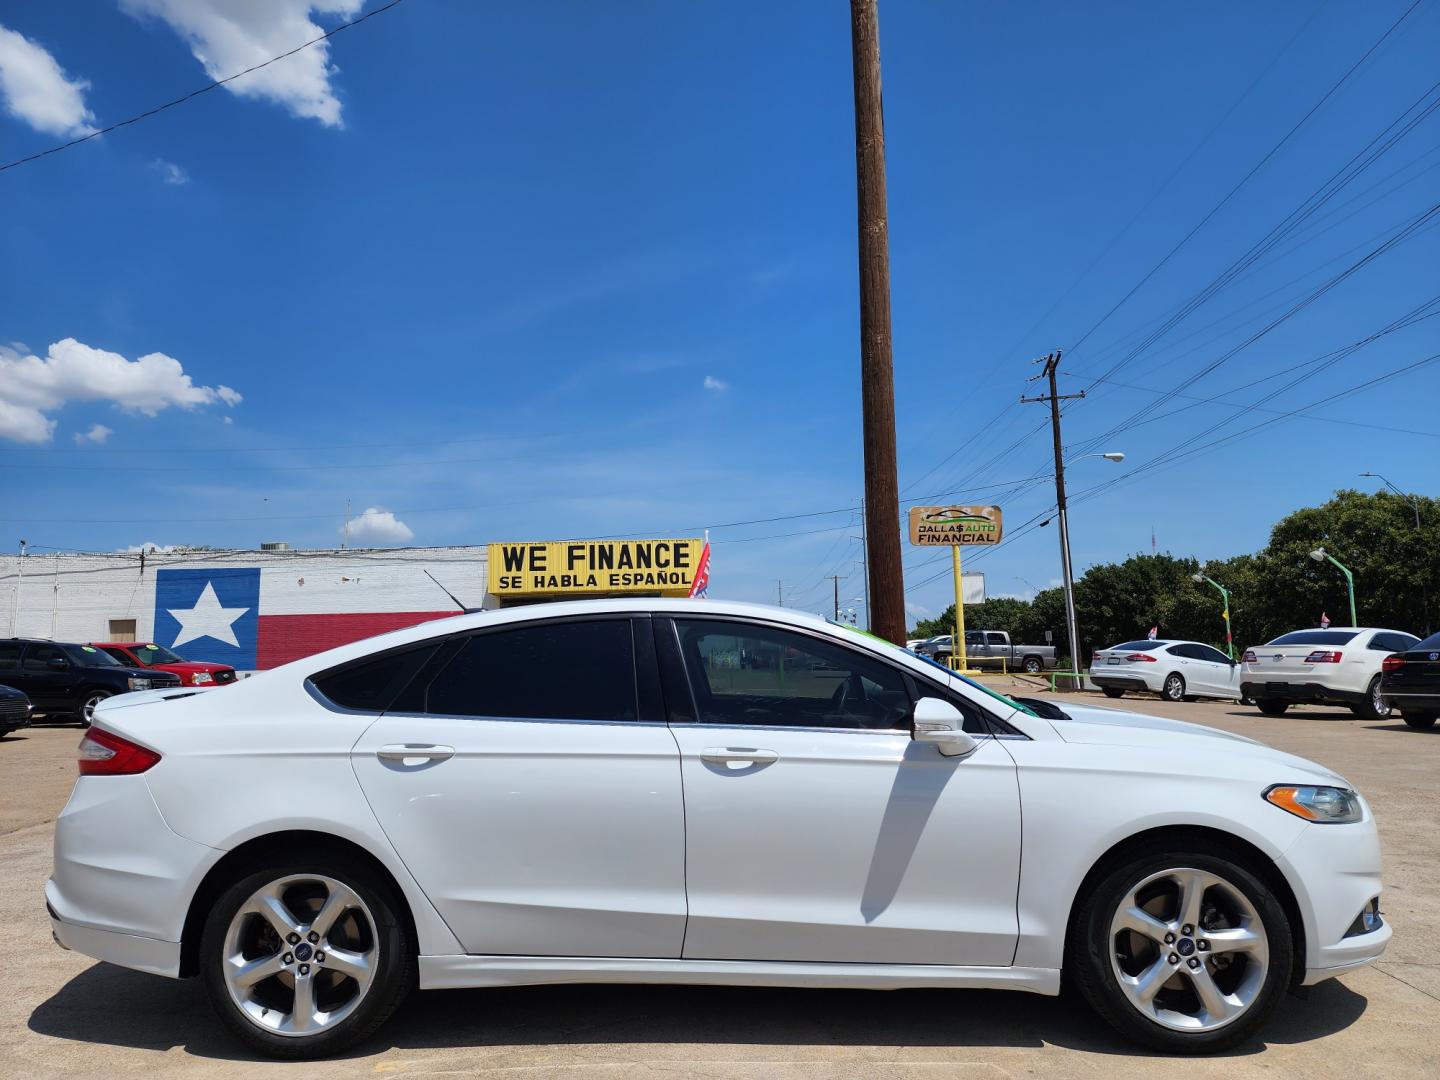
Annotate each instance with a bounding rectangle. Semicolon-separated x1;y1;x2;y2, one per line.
0;644;19;671
425;620;637;722
1268;630;1360;646
986;633;1007;645
312;644;440;713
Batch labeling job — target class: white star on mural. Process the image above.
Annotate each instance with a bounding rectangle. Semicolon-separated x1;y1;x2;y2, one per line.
168;582;249;648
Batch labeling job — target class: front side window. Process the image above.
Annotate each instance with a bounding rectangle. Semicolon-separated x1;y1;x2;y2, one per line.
426;619;638;722
24;644;63;670
674;618;911;731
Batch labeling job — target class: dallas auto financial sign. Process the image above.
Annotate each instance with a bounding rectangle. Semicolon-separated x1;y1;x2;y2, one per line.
907;505;1004;546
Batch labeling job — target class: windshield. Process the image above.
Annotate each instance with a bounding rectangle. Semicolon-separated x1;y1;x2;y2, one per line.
66;644;120;666
132;642;186;665
829;620;1038;717
1267;630;1360;646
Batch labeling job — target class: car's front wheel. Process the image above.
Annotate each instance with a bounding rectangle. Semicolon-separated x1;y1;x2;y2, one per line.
200;853;414;1059
1069;843;1293;1053
78;690;110;728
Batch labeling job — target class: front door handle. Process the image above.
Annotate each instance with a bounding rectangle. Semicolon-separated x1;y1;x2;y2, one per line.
700;747;779;765
377;743;455;764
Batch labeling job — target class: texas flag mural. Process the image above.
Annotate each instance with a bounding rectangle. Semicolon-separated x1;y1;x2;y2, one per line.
154;567;457;670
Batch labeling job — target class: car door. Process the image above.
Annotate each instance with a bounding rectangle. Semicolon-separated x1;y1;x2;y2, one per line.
660;615;1022;967
18;643;74;708
349;615;687;958
1195;643;1241;698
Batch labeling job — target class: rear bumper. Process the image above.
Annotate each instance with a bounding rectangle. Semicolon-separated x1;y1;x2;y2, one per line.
1087;674;1157;693
48;898;180;978
1379;689;1440;712
1241;680;1366;707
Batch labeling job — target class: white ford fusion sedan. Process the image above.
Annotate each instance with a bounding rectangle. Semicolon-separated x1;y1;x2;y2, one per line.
49;599;1389;1059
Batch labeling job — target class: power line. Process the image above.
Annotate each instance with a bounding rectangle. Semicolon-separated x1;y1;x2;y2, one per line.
0;0;407;175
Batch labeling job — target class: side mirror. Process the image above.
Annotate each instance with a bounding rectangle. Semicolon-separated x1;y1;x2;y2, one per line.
48;657;70;670
911;697;980;758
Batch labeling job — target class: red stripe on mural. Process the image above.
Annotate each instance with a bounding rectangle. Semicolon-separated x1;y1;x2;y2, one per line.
256;611;458;669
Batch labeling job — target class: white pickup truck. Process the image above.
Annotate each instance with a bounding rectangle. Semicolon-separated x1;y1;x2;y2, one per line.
918;630;1057;674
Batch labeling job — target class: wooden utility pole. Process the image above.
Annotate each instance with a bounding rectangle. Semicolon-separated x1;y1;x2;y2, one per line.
850;0;905;644
828;574;843;620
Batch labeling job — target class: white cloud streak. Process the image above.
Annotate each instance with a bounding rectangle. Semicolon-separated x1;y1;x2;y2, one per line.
74;423;113;445
121;0;363;127
0;339;242;444
152;158;189;184
345;507;414;545
703;375;728;392
0;23;96;137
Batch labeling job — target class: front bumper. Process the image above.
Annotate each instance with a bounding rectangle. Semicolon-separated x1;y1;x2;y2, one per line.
1278;807;1391;984
1241;680;1366;708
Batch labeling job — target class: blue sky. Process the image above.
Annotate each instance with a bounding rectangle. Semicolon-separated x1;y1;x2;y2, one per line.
1;0;1437;626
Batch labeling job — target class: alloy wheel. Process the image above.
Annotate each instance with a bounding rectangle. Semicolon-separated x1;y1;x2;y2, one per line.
1108;867;1269;1032
81;694;107;724
1371;679;1389;718
1163;675;1184;701
221;874;378;1037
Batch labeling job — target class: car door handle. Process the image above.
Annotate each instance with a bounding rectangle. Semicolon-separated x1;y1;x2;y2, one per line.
376;743;455;763
700;747;779;765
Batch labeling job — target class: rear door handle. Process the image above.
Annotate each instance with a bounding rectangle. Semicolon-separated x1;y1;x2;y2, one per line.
377;743;455;763
700;747;779;765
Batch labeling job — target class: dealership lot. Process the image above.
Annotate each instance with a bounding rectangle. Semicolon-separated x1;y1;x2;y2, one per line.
1;695;1437;1078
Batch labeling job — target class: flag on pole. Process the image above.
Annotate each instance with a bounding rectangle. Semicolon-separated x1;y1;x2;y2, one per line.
1319;612;1330;629
688;535;711;598
1147;625;1158;640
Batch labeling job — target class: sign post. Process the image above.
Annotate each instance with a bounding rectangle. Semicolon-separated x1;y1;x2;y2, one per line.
908;506;1003;675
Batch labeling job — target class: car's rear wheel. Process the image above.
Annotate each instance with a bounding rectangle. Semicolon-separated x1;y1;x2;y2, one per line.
1351;676;1389;721
1255;700;1288;716
78;690;110;728
200;853;414;1059
1103;687;1126;699
1161;674;1186;702
1069;843;1292;1053
1402;711;1437;731
1023;656;1043;674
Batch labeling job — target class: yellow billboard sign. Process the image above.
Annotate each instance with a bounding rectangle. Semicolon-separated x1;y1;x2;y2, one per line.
487;539;705;597
908;505;1003;546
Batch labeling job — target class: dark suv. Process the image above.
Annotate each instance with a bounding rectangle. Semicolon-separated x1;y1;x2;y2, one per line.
0;639;181;726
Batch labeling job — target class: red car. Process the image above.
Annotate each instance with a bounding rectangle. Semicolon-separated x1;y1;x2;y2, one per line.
91;642;239;687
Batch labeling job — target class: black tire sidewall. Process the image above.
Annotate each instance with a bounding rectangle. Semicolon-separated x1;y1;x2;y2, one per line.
1256;701;1288;716
1024;658;1042;674
1103;688;1125;699
1068;843;1294;1054
1163;674;1185;701
199;852;414;1059
1355;676;1388;721
1402;712;1437;730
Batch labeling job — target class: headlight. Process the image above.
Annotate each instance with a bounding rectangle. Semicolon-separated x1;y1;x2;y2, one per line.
1265;784;1362;823
127;677;152;691
192;672;213;684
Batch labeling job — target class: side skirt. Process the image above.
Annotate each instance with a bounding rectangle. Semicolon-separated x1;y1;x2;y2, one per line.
418;955;1061;995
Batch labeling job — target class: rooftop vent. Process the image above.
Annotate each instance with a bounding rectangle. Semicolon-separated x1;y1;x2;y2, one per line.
260;541;291;551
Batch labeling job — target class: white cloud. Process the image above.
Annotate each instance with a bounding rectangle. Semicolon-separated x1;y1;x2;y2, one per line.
345;507;413;546
703;375;728;392
122;0;363;127
152;158;189;185
0;24;96;137
0;338;242;445
73;423;113;445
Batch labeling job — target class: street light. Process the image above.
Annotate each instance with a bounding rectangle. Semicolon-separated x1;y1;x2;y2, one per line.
1360;471;1428;634
1309;546;1357;627
1191;567;1233;658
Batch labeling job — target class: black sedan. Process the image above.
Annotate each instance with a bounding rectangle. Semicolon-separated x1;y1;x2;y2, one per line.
0;683;32;737
1380;630;1440;730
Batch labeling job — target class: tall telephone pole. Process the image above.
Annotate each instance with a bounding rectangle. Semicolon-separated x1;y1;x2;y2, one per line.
829;575;843;620
849;0;905;644
1021;351;1086;686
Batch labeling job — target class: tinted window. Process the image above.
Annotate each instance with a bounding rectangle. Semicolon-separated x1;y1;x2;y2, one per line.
67;645;119;666
313;644;440;712
1413;631;1440;652
99;647;134;665
426;620;637;722
1113;640;1163;651
1268;630;1360;646
24;644;63;670
1167;643;1198;659
1197;645;1233;664
965;632;984;646
0;644;19;671
674;618;912;731
986;633;1007;646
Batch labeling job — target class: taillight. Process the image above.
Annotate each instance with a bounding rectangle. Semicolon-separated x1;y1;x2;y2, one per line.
1304;650;1343;663
1125;653;1158;662
78;727;161;776
1382;655;1406;672
1242;649;1258;663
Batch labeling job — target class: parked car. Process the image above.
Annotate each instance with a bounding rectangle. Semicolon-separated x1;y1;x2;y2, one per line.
1378;629;1440;730
0;638;182;725
1241;627;1420;720
1090;639;1242;702
914;634;952;660
919;631;1056;673
0;683;32;737
92;641;238;687
51;599;1388;1058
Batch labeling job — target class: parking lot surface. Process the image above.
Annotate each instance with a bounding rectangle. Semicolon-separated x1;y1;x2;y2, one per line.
2;694;1437;1079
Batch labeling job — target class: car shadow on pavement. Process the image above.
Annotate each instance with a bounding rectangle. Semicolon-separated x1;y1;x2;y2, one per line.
1364;722;1438;734
29;963;1370;1061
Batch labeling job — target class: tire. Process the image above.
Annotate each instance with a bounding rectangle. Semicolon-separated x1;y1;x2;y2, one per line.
1255;700;1288;717
199;850;415;1059
935;653;952;666
1402;712;1437;731
1103;687;1126;699
1350;676;1389;722
1067;840;1293;1054
1161;673;1186;702
1023;656;1043;675
77;690;111;728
